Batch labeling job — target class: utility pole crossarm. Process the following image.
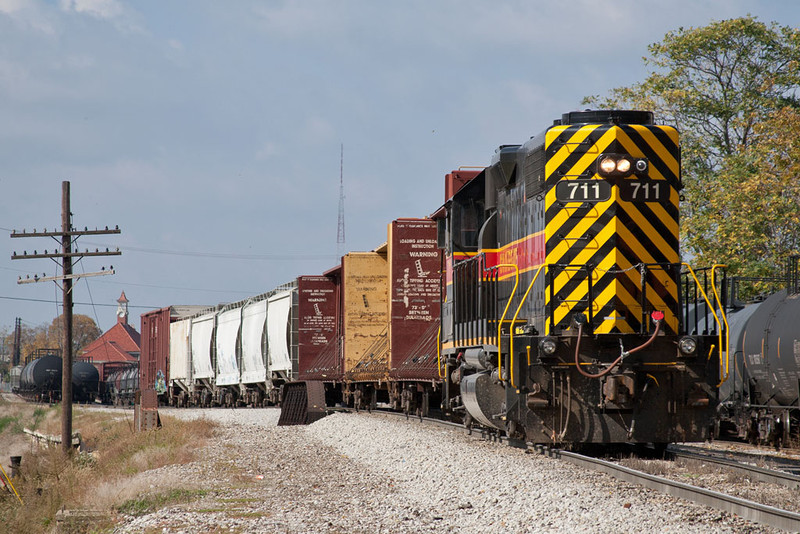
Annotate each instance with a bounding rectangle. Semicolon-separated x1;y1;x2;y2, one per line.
17;270;116;284
11;227;121;238
12;250;121;260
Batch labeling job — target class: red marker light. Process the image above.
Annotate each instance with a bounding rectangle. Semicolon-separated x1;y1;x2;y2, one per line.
651;310;665;322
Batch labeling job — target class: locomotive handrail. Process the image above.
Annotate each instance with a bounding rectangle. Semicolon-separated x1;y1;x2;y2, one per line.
488;263;519;383
681;263;727;385
508;264;546;388
710;264;731;385
437;324;444;379
453;252;493;347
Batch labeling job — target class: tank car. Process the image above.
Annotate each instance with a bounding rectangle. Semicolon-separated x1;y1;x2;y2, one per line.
17;354;62;402
121;366;139;404
438;109;724;446
72;361;100;403
717;285;800;446
107;364;139;405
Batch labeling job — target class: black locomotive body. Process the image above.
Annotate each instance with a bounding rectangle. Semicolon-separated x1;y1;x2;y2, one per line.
439;110;723;445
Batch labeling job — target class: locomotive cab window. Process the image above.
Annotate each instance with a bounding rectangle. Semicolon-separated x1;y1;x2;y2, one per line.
450;175;486;252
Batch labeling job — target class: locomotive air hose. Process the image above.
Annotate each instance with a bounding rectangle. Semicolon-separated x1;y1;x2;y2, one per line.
573;319;662;379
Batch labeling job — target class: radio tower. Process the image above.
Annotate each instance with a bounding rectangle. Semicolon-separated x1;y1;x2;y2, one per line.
337;144;345;257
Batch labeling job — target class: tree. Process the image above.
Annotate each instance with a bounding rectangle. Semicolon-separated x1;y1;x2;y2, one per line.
3;314;102;364
38;314;103;357
701;108;800;275
584;16;800;278
3;322;46;365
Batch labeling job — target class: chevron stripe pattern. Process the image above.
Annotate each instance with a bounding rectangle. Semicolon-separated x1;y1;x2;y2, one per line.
544;123;681;335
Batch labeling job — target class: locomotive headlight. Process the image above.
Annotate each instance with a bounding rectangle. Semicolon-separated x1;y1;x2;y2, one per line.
539;337;558;355
599;157;617;174
678;336;698;356
597;154;635;177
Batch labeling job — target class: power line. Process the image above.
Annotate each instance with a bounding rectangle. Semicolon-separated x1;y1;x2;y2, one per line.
81;241;336;261
1;227;338;261
0;294;156;309
85;278;258;294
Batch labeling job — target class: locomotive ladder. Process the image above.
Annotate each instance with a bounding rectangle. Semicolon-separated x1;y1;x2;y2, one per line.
682;263;730;385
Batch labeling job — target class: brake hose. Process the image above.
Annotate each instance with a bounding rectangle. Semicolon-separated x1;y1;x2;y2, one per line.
573;319;662;379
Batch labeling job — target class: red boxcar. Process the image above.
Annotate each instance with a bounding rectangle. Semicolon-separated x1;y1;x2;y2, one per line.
139;305;208;400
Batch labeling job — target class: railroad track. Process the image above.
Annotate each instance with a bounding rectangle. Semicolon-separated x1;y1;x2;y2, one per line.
374;410;800;532
669;443;800;482
550;447;800;532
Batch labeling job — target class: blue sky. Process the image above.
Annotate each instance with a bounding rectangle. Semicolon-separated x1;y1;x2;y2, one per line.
1;0;798;334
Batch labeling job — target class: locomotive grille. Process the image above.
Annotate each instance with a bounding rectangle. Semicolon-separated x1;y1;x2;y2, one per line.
544;123;681;334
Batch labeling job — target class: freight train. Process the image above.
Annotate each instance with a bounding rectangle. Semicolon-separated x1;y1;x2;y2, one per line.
140;109;730;447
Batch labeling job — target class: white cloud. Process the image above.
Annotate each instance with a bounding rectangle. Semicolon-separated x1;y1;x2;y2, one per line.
59;0;123;20
0;0;25;14
59;0;144;34
0;0;57;34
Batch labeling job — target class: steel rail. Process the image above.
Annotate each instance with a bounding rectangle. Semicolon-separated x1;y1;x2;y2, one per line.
672;443;800;471
668;444;800;490
553;448;800;532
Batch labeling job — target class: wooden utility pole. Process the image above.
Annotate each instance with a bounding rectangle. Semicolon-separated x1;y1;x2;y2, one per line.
61;182;73;450
11;181;121;454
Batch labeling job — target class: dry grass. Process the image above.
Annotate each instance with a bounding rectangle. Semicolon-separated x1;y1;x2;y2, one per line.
0;397;216;534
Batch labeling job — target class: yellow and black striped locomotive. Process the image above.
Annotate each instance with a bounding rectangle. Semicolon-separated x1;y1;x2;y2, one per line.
439;109;723;445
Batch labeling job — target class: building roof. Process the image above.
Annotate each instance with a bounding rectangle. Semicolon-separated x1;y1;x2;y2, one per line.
80;321;141;364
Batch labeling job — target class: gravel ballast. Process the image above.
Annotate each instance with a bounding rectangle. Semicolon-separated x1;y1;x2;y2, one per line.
113;408;781;533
